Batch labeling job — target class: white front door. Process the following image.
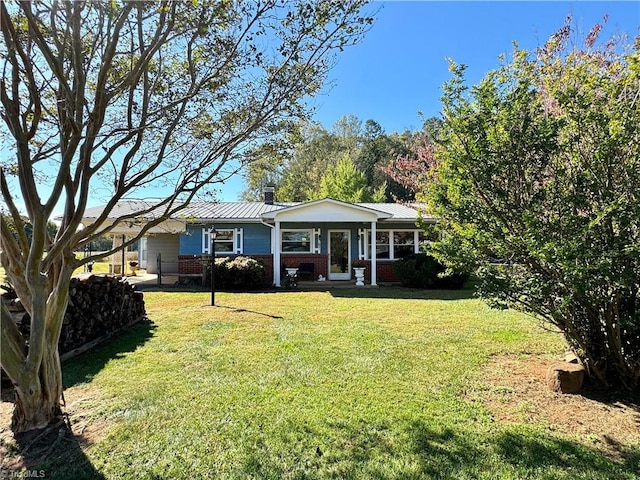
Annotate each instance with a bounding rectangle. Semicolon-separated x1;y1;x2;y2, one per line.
328;230;351;280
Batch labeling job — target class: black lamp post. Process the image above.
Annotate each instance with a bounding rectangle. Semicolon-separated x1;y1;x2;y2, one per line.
210;226;218;306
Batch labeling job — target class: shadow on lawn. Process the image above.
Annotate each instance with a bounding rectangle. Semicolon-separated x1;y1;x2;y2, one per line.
579;379;640;412
327;286;476;301
3;420;106;480
1;323;154;478
215;305;284;319
134;282;478;301
241;419;638;478
63;318;157;388
406;421;639;478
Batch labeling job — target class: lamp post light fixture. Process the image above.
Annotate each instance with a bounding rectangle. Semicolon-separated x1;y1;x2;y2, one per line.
210;226;218;306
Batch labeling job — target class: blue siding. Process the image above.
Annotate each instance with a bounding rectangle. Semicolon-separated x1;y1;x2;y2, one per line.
179;221;420;256
179;223;272;255
180;225;203;254
242;224;272;254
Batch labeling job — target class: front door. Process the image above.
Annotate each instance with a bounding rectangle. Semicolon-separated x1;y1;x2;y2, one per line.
328;230;351;280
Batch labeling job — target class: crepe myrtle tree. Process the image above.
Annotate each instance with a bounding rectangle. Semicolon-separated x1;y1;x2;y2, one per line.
0;0;373;432
425;18;640;391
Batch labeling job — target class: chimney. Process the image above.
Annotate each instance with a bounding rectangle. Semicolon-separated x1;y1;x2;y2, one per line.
264;186;275;205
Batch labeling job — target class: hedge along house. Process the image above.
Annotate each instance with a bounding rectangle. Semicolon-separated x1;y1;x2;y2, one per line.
80;189;436;286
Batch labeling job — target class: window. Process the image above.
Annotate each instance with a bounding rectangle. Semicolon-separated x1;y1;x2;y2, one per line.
393;231;415;259
202;228;242;254
368;231;390;259
366;230;420;260
281;230;312;253
213;229;234;253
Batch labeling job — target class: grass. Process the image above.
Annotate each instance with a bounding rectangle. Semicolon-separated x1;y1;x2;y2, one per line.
1;261;111;284
12;288;640;478
72;260;111;276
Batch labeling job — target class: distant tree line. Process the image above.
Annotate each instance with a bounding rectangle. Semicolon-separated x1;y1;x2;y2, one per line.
2;215;58;247
242;114;440;203
2;215;122;253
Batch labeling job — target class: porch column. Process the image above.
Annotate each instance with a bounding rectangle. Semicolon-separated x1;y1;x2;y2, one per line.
274;220;281;287
370;221;377;286
111;234;124;275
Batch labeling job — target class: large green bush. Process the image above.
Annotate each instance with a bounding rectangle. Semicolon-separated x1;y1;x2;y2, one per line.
205;256;266;290
424;23;640;391
393;253;468;289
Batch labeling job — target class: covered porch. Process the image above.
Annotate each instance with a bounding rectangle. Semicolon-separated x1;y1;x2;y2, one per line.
261;198;393;287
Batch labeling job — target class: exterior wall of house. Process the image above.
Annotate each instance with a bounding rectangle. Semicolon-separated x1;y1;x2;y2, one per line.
178;255;207;275
176;220;421;284
279;222;367;256
180;223;273;255
241;224;273;254
278;254;329;280
362;260;400;283
176;253;401;283
178;254;275;285
146;233;180;274
180;225;202;254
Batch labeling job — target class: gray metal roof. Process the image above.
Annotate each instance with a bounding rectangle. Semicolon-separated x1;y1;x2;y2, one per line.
81;199;433;224
81;199;162;219
180;200;432;222
179;202;294;222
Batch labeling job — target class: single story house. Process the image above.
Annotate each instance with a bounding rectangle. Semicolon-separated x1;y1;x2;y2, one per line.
81;188;436;286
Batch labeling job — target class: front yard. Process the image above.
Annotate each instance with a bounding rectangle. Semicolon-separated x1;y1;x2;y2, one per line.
2;288;638;479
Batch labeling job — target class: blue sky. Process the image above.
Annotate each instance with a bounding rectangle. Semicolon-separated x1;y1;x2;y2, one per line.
311;0;639;134
6;1;637;214
218;0;639;200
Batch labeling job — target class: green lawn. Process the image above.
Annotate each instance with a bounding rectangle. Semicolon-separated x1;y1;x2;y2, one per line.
24;289;640;478
1;261;111;284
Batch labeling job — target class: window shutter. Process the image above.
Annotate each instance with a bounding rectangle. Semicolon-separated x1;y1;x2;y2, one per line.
202;228;210;254
235;228;243;254
358;228;365;260
313;228;321;254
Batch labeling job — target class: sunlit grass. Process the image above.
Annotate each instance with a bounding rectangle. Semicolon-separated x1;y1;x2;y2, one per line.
1;260;111;283
72;261;111;276
33;289;640;478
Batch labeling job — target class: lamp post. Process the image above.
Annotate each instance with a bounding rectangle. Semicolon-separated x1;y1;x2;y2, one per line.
210;226;218;306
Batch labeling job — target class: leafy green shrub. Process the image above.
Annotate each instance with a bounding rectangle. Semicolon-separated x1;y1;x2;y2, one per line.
393;253;468;289
205;256;266;290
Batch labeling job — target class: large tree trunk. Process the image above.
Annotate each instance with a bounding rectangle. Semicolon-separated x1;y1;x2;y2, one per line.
11;342;63;432
1;260;71;433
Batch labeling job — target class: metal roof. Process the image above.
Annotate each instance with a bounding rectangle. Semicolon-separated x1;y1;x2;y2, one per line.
81;199;162;219
178;202;294;222
81;199;433;224
180;201;432;222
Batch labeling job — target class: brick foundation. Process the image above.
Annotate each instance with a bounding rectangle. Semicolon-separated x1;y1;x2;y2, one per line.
178;255;400;285
178;254;275;286
358;260;400;283
280;254;329;279
178;255;207;274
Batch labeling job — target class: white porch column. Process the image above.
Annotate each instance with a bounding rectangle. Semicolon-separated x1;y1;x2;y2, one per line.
111;234;124;275
370;221;377;286
274;221;281;287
